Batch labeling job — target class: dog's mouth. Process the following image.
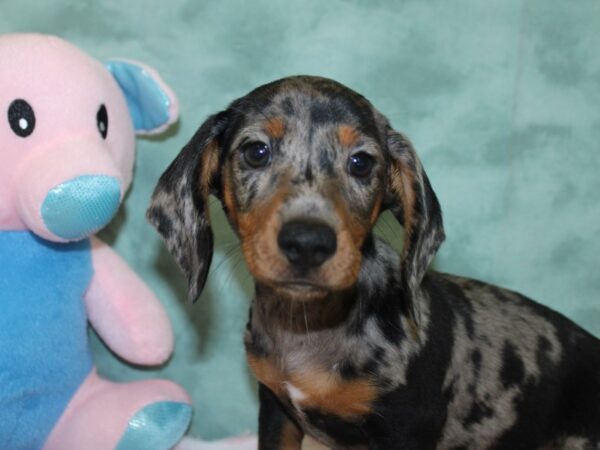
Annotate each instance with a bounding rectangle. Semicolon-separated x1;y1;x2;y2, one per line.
277;280;327;291
271;280;330;300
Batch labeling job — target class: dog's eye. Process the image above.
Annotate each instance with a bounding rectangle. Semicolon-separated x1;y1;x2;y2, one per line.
242;142;271;168
347;152;374;178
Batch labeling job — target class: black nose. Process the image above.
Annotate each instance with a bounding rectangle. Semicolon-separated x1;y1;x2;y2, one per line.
278;221;337;269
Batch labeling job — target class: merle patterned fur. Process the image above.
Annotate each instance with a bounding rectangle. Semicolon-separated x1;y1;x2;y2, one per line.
148;76;600;449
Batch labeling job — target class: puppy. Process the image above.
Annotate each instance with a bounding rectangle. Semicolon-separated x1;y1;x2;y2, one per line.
148;76;600;449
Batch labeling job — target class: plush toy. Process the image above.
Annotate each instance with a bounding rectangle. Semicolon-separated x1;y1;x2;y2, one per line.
0;33;192;450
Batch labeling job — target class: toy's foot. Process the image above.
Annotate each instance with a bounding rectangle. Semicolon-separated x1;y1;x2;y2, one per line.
116;401;192;450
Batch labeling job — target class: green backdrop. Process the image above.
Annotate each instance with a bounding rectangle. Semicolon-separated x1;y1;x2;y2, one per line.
2;0;599;440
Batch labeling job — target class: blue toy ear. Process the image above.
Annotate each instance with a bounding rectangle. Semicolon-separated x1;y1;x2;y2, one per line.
105;60;178;134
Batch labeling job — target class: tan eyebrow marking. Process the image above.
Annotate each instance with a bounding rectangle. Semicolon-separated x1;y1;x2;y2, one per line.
263;117;286;140
337;125;360;147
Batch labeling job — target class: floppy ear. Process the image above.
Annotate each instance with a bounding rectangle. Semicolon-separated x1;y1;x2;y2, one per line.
147;111;228;302
385;127;445;326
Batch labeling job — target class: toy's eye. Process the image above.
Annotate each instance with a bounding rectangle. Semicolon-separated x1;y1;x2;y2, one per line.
97;104;108;139
347;152;375;178
8;99;36;138
242;141;271;168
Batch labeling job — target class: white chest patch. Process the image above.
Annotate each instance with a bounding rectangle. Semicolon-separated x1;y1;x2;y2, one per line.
284;382;307;409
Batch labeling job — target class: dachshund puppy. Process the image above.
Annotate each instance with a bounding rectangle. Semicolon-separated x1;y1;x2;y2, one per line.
148;76;600;449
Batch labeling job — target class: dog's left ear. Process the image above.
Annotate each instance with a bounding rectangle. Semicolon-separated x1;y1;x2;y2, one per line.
147;111;229;302
384;126;445;326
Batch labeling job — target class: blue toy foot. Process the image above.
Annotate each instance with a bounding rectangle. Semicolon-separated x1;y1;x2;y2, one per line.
116;401;192;450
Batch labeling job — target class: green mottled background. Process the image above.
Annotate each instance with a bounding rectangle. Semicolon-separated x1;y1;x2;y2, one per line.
2;0;599;440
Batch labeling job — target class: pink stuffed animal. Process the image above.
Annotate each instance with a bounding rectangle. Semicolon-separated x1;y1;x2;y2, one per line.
0;33;191;450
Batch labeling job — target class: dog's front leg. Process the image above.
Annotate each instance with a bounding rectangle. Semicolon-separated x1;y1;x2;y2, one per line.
258;383;304;450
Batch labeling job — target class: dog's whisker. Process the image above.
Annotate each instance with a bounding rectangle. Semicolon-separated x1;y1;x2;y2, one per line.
211;243;242;275
218;239;242;252
224;252;247;285
238;267;254;288
377;214;402;244
302;300;310;342
382;215;398;237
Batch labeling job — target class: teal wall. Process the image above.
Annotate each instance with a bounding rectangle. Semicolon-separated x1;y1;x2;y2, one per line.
2;0;599;440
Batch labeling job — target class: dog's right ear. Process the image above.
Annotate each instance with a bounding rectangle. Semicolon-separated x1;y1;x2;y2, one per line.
147;111;229;303
383;126;445;328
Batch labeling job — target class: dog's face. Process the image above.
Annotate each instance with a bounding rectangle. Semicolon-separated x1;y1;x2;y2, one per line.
148;76;444;319
219;79;389;300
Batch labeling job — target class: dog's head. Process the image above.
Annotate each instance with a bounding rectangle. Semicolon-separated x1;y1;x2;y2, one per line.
148;76;444;323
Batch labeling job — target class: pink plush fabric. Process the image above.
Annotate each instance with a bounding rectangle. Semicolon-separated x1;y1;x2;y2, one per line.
85;237;174;365
0;33;191;449
15;139;126;241
0;32;256;450
44;370;191;450
0;34;136;239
